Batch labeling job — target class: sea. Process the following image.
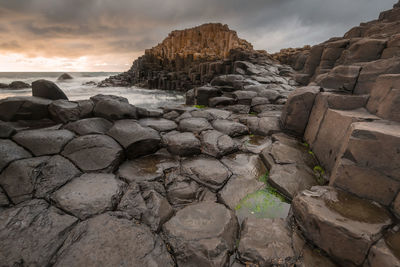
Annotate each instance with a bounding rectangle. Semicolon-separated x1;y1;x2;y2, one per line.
0;72;184;108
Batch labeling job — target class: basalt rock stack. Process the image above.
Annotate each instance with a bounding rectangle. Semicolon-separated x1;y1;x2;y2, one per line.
99;23;273;90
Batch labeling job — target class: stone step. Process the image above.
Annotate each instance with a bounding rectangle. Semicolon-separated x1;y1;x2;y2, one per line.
292;186;393;266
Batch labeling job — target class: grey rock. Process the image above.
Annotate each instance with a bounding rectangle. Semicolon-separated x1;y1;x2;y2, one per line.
0;96;52;121
200;130;237;158
163;110;180;120
163;202;238;267
162;131;201;156
57;73;73;81
9;81;31;89
212;119;248;137
92;95;137;120
52;173;125;219
0;121;17;138
0;139;31;172
194;86;222;105
0;199;78;266
49;99;94;123
365;231;400;267
139;118;177;132
13;129;74;156
64;117;113;135
137;107;163;118
52;213;174;267
107;120;160;159
62;134;124;172
247;116;281;136
179;117;212;133
209;96;236;107
32;79;68;100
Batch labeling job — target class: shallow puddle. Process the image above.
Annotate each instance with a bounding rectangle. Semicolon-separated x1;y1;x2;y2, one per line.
235;188;291;223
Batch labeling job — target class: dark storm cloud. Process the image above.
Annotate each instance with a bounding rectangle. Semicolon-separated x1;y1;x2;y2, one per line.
0;0;396;70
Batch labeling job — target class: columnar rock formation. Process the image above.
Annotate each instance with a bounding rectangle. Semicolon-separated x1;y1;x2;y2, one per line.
99;23;269;90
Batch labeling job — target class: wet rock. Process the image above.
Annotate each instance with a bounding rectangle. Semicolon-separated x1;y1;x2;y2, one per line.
163;110;180;120
64;117;113;135
280;86;320;136
62;134;124;172
162;131;201;156
209;96;236;107
247;116;281;136
163;202;238;267
0;83;8;88
52;173;125;219
239;135;272;154
107;120;160;159
137;107;163;118
219;153;267;210
92;95;137;120
32;79;68;100
191;108;232;121
0;96;52;121
57;73;73;81
49;99;94;123
365;230;400;267
117;150;179;183
0;187;9;207
211;74;245;88
233;90;258;105
0;156;81;203
339;38;387;64
224;104;251;114
0;121;17;138
0;199;78;267
118;183;174;231
181;155;231;192
139;118;177;132
52;213;174;266
238;218;295;266
212;119;248;137
293;186;392;266
9;81;31;89
13;129;74;156
314;65;362;92
200;130;237;158
178;117;213;133
0;139;31;172
269;164;318;199
194;86;222;105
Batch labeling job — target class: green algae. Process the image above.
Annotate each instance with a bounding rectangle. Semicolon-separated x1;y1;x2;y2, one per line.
258;171;269;184
193;105;206;109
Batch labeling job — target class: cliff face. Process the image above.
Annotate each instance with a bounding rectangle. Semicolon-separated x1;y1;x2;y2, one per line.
99;23;261;91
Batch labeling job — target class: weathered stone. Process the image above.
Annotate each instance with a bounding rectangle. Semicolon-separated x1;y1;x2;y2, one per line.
64;117;113;135
233;90;258;105
247;116;281;136
163;110;180;120
211;74;245;88
365;230;400;267
212;119;248;137
52;173;125;219
200;130;237;158
13;129;74;156
209;96;236;107
280;86;320;136
62;134;124;172
92;95;137;120
162;131;201;156
223;104;251;114
52;213;174;266
314;65;361;92
163;202;238;267
117;150;179;183
32;79;68;100
269;164;318;200
137;107;163;118
57;73;73;81
107;120;161;159
367;74;400;122
194;86;222;105
181;155;231;192
191;108;232;121
0;96;52;121
0;187;9;207
8;81;31;89
0;121;17;138
219;153;267;209
339;38;387;64
0;199;78;267
178;117;213;133
240;135;272;154
0;139;31;172
238;218;295;266
49;99;94;123
139;118;177;132
293;186;392;266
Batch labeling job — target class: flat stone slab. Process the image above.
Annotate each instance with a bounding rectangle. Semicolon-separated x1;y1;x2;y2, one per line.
52;173;125;219
212;119;249;137
13;129;74;156
64;117;113;135
52;213;174;267
0;199;78;267
162;131;201;156
163;202;238;267
62;134;124;172
293;186;392;266
0;139;31;172
107;120;160;159
139;118;177;132
200;130;237;158
238;218;295;266
181;155;231;192
117;150;179;183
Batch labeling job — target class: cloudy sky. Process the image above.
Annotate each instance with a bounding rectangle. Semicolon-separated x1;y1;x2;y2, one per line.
0;0;396;72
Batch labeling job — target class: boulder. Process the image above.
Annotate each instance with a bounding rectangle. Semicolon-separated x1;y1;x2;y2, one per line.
52;213;174;266
0;199;78;267
191;108;232;121
163;202;238;267
292;186;392;266
338;38;387;64
209;96;236;107
0;96;52;121
0;187;9;207
181;155;231;192
0;121;17;138
246;116;281;136
212;119;248;137
238;218;295;266
62;134;124;172
107;120;161;159
137;107;163;118
0;83;8;89
51;173;125;219
314;65;362;92
178;117;212;133
0;139;31;172
280;86;320;136
63;117;113;135
194;86;221;105
13;129;74;156
57;73;73;81
200;130;237;158
365;230;400;267
139;118;177;132
162;131;201;156
9;81;31;89
211;74;245;88
49;99;94;123
92;95;137;120
32;79;68;100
